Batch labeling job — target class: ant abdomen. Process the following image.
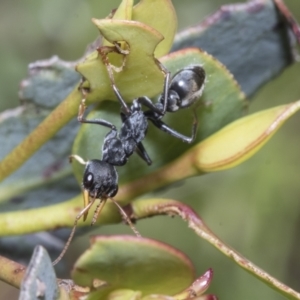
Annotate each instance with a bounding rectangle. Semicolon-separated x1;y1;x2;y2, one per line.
163;65;206;112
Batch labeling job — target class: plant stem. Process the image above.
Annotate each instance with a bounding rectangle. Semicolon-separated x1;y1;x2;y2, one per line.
0;255;25;288
132;198;300;300
0;87;81;183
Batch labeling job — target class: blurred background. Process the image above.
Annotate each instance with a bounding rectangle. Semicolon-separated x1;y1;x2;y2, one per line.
0;0;300;299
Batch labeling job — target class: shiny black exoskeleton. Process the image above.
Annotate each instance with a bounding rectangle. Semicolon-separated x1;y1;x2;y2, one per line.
53;65;206;266
75;65;206;206
83;159;118;199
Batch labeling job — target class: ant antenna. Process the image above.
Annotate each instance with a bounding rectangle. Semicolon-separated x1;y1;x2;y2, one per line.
52;196;140;266
108;197;141;238
52;156;141;266
52;197;96;266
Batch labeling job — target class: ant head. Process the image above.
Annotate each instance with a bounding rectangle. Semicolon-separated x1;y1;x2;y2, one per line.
82;159;118;201
163;65;206;112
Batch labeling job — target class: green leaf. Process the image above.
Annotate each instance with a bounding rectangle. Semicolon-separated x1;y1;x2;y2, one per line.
77;0;177;103
132;0;177;57
72;236;195;298
77;19;165;103
193;100;300;172
101;0;177;58
109;0;133;21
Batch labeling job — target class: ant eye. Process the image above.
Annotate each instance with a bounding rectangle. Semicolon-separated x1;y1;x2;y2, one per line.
83;172;94;188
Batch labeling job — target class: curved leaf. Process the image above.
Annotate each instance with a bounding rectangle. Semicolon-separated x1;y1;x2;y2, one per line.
77;0;177;103
102;0;177;58
193;100;300;172
133;0;177;57
109;0;133;21
72;236;195;298
77;19;165;103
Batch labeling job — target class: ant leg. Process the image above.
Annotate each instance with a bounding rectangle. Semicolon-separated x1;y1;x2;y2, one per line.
99;50;130;115
77;99;117;130
156;60;171;116
52;198;96;266
111;84;131;115
149;110;199;143
119;112;152;165
109;197;141;238
136;96;163;115
135;142;152;165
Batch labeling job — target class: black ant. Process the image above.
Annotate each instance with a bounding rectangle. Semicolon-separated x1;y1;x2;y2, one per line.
52;64;205;265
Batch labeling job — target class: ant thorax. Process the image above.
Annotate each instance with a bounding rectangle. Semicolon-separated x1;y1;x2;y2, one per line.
101;107;148;166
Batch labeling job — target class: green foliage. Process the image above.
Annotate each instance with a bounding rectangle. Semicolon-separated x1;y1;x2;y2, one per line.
72;236;194;298
0;0;300;300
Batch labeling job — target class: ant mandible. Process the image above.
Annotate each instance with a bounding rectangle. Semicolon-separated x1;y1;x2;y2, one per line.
52;64;205;265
